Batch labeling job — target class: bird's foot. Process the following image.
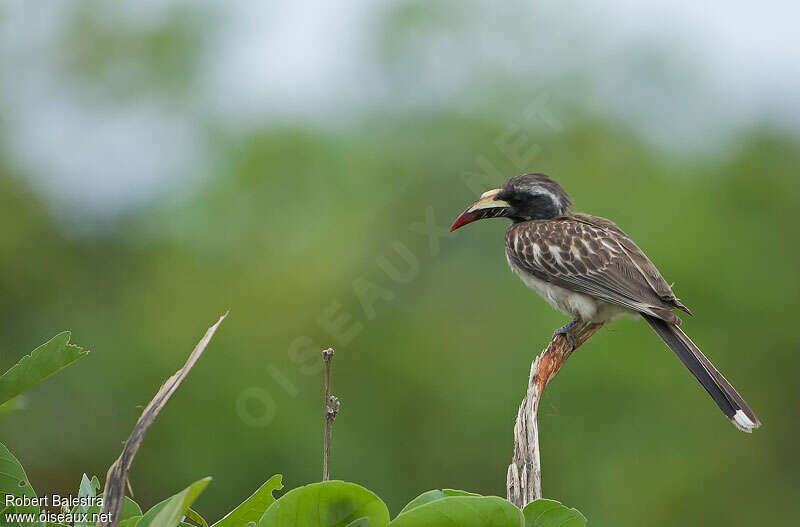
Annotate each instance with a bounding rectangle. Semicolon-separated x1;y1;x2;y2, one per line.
553;317;583;350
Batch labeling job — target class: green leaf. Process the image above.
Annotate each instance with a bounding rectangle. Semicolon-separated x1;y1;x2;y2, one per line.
119;516;143;527
522;499;586;527
213;475;282;527
138;478;211;527
0;442;41;527
389;496;524;527
139;500;169;526
68;475;138;527
1;506;38;527
0;332;89;405
0;397;27;417
122;497;144;521
72;473;103;527
75;474;95;509
398;490;480;514
259;481;389;527
184;508;208;527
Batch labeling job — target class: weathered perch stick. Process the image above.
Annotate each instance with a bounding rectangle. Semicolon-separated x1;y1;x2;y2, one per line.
322;348;339;481
506;322;605;508
97;313;227;527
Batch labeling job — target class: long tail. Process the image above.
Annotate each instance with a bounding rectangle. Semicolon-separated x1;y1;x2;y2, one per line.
642;314;761;433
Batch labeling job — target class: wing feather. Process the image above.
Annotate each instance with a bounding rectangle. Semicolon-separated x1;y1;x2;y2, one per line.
505;215;688;323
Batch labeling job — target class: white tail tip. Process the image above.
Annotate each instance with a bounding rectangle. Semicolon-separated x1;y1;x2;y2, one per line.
731;410;759;433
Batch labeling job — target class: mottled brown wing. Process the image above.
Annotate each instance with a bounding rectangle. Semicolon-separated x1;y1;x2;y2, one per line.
505;214;689;323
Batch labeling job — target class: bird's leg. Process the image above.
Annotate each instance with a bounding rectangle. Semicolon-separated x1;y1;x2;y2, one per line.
553;316;583;350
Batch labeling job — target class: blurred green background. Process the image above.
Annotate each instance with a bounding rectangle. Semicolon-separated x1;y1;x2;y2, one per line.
1;1;799;525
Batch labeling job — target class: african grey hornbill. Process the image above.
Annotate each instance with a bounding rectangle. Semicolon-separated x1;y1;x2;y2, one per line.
450;173;760;432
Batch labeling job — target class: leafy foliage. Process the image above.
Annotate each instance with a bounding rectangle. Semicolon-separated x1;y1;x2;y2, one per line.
121;498;143;522
184;508;208;527
72;474;100;527
0;333;590;527
137;478;211;527
251;482;586;527
391;495;524;527
213;475;283;527
398;489;480;514
259;481;390;527
0;332;88;405
523;499;586;527
0;443;41;527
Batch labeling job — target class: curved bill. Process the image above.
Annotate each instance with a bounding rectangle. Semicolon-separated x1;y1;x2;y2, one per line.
450;188;511;232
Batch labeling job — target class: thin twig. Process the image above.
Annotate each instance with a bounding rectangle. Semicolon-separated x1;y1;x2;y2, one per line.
506;322;605;509
322;348;339;481
96;313;227;527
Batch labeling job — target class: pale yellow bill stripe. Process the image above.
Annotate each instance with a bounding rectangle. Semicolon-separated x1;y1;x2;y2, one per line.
467;188;508;212
450;188;511;232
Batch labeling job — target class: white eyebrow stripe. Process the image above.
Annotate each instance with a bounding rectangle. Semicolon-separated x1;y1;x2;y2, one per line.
537;188;561;209
524;184;563;213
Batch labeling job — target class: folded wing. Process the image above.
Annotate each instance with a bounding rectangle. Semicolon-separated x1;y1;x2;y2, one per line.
504;214;689;323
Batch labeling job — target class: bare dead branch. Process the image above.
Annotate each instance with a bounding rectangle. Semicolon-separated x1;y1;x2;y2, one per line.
96;313;227;527
322;348;339;481
506;322;605;509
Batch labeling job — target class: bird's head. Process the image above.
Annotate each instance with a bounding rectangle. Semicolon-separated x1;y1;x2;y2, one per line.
450;173;572;232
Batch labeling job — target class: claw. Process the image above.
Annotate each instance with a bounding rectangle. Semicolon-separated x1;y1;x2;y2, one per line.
553;317;582;351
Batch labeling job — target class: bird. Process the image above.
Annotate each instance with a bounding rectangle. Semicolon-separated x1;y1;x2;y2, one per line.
450;173;760;433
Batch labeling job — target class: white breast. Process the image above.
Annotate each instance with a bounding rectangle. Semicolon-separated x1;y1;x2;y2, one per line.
506;252;633;323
